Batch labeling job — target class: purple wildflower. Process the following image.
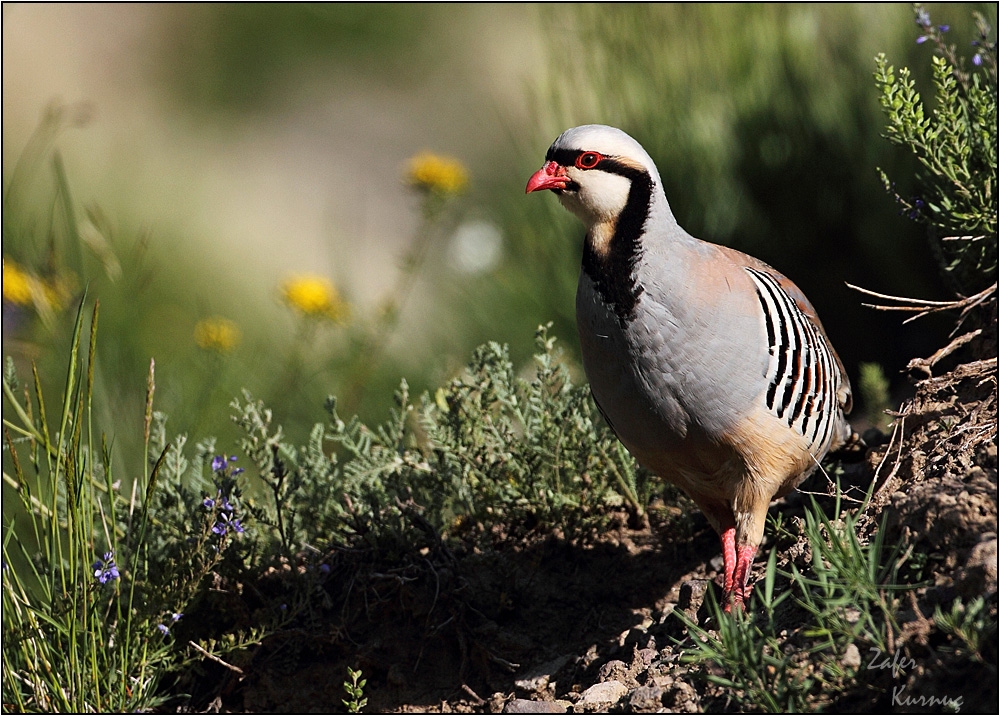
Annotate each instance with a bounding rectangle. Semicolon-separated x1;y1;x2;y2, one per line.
917;36;929;44
212;512;245;536
92;551;120;585
203;496;216;509
938;25;949;33
211;455;227;472
157;623;170;635
974;53;984;66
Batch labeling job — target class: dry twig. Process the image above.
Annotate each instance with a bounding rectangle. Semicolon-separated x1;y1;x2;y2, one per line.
188;641;245;676
846;281;997;328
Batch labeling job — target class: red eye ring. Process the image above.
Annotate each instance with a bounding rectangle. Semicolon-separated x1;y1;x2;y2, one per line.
575;152;602;169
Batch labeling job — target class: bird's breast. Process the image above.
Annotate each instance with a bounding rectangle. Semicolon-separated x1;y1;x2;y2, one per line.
575;259;783;475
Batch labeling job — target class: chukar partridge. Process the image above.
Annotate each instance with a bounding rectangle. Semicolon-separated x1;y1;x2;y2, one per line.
526;125;856;610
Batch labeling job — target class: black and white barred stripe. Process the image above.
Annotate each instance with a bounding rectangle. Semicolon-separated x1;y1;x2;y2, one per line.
746;268;840;453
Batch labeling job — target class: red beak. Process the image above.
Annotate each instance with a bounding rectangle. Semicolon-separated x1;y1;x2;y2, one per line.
526;161;570;193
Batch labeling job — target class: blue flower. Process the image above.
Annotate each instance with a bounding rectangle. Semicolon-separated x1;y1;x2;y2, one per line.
916;36;929;44
92;551;120;585
203;496;216;509
938;25;949;33
212;512;245;535
974;53;983;66
157;623;170;635
915;9;931;27
212;454;241;473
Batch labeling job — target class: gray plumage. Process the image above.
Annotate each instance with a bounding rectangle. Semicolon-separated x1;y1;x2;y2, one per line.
527;124;855;609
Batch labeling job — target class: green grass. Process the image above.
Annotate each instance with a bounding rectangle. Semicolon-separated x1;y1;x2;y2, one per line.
2;293;173;712
675;496;918;713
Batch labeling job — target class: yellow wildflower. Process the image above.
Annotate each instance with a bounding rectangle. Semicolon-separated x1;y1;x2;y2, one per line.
280;274;349;322
194;317;241;353
2;258;32;305
2;257;72;313
405;152;468;195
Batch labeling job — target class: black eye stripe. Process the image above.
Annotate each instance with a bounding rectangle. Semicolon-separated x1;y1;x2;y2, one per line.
545;147;645;181
546;147;581;166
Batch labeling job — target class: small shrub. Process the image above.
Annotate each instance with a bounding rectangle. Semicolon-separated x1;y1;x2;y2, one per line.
874;6;997;292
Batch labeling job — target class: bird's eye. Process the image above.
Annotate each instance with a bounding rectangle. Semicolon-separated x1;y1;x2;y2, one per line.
575;152;602;169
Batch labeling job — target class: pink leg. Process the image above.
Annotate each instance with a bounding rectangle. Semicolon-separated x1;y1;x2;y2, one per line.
732;545;758;608
720;527;737;609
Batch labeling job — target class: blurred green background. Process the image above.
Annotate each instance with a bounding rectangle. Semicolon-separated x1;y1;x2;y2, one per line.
3;3;993;474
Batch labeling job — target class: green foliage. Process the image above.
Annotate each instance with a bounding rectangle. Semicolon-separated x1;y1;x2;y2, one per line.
678;550;811;713
875;6;998;290
228;324;655;557
787;497;908;655
2;305;659;711
677;498;917;713
1;295;265;712
858;362;892;431
342;667;368;714
933;596;995;663
2;295;174;712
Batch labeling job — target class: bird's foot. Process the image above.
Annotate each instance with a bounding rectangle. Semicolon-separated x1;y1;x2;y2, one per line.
722;594;745;614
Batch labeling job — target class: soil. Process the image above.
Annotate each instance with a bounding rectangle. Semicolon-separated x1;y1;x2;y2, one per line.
169;333;998;714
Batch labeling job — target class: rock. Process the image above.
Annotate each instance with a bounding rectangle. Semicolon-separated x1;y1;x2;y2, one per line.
842;643;862;671
677;580;708;616
503;698;567;714
488;693;508;713
628;685;664;711
956;535;998;598
514;655;573;693
579;680;628;705
622;626;656;651
596;659;628;682
635;647;658;667
666;680;701;713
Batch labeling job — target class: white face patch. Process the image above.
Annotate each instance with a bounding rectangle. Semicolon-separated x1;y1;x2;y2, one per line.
558;169;632;224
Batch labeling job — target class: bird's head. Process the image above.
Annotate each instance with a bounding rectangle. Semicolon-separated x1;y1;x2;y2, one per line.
525;125;663;227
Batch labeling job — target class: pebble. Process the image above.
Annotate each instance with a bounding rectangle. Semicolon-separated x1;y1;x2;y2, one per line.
628;685;664;710
579;680;628;705
514;655;573;693
596;660;628;682
503;698;567;714
842;643;861;670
